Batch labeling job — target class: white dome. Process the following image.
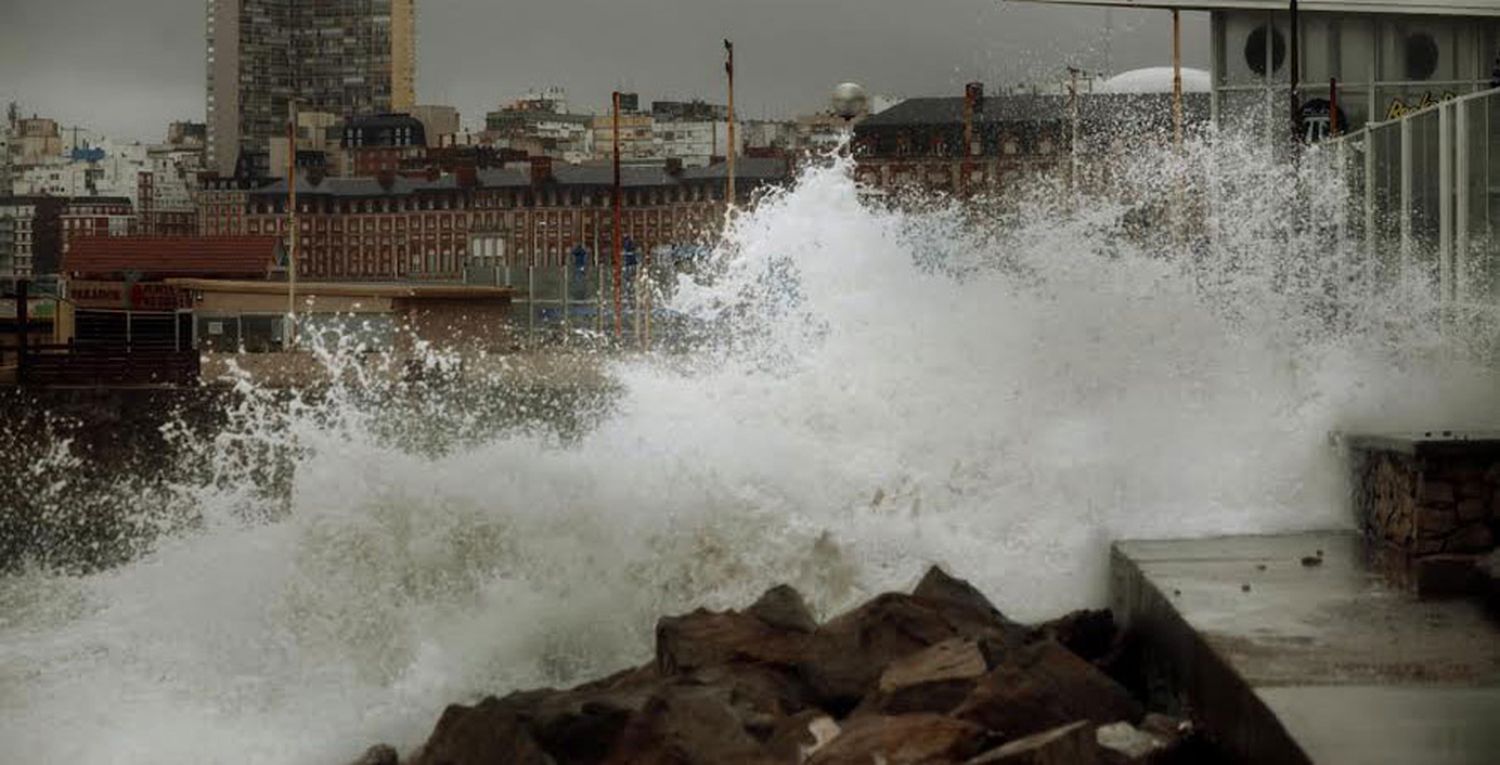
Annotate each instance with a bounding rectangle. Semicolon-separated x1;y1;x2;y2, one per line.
1099;67;1211;95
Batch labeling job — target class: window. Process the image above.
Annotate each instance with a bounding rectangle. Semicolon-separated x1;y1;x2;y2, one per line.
1244;24;1286;76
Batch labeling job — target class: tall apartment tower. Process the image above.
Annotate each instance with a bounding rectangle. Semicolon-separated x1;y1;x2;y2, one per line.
206;0;417;177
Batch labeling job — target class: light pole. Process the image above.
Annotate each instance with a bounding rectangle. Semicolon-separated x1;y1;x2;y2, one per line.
286;98;299;350
830;82;869;142
724;39;737;209
612;91;623;339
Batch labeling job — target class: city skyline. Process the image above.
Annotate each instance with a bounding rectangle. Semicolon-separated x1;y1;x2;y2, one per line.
0;0;1209;143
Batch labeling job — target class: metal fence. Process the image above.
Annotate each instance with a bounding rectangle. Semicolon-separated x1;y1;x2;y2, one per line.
1326;87;1500;310
470;247;704;348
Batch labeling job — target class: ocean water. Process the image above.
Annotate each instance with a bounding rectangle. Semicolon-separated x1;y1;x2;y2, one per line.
2;138;1497;763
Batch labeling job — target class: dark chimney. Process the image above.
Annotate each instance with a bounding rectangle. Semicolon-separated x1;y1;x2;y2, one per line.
455;165;478;188
376;169;396;190
665;157;684;177
529;155;553;186
965;82;985;112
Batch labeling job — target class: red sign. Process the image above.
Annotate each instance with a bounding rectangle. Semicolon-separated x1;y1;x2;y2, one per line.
70;280;188;311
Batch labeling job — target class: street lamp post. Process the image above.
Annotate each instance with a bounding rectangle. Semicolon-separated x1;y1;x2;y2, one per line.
286;99;299;349
724;39;737;209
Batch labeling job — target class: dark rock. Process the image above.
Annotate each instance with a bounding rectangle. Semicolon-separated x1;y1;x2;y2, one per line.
656;608;812;675
1420;481;1456;504
748;584;819;634
347;744;399;765
601;683;778;764
954;641;1143;740
1445;523;1494;553
409;696;553;765
1300;556;1322;567
1418;508;1458;537
858;638;989;715
797;593;965;712
1033;609;1117;663
1458;498;1489;521
805;713;988;765
913;566;1023;635
879;638;989;693
964;720;1099;764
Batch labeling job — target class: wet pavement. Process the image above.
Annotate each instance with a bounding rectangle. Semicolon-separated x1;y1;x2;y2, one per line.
1113;531;1500;764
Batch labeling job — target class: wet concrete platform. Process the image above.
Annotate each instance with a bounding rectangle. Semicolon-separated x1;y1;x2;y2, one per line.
1112;531;1500;764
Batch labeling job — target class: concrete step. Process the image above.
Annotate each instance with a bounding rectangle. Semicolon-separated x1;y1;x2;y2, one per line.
1112;531;1500;764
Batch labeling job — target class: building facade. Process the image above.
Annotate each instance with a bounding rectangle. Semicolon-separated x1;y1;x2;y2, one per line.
207;0;419;177
196;158;790;282
853;84;1208;195
0;196;65;279
61;197;136;256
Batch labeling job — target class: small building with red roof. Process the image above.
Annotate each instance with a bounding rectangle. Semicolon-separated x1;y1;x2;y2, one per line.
61;236;284;283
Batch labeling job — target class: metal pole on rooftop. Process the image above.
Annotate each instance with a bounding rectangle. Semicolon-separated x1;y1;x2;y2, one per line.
1289;0;1301;146
1329;78;1340;138
1068;67;1080;194
962;83;974;198
612;91;624;340
1172;10;1183;152
287;99;299;349
725;39;737;210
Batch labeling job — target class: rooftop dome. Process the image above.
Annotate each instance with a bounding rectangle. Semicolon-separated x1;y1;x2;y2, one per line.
1099;67;1212;95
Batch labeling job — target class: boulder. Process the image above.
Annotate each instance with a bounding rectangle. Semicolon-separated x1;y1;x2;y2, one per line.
1445;523;1494;553
954;641;1143;740
963;720;1099;764
797;593;964;711
656;608;812;675
749;584;819;633
805;714;989;765
1032;609;1117;664
912;567;1028;643
409;696;553;765
797;569;1029;713
862;638;988;715
600;683;779;765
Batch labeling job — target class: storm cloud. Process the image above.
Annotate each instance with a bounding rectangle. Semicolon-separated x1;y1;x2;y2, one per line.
0;0;1208;142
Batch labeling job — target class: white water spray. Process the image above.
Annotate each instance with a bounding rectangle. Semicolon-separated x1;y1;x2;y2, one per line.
2;138;1498;763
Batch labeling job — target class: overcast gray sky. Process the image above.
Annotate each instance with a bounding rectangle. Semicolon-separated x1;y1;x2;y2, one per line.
0;0;1208;142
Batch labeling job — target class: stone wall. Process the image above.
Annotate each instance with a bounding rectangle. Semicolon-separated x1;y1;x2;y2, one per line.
1350;435;1500;596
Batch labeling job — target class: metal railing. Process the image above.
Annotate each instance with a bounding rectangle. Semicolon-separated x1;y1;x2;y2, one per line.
1324;87;1500;310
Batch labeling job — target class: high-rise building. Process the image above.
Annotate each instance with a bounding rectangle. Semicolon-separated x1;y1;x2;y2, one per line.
206;0;418;178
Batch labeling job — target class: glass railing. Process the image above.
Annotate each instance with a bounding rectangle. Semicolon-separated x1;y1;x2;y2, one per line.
1324;87;1500;350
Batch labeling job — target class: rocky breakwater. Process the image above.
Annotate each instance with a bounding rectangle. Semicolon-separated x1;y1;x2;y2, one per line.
355;568;1211;765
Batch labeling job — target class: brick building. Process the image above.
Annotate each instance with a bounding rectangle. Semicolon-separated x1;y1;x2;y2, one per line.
60;197;136;255
197;157;791;282
852;84;1208;195
343;113;429;177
